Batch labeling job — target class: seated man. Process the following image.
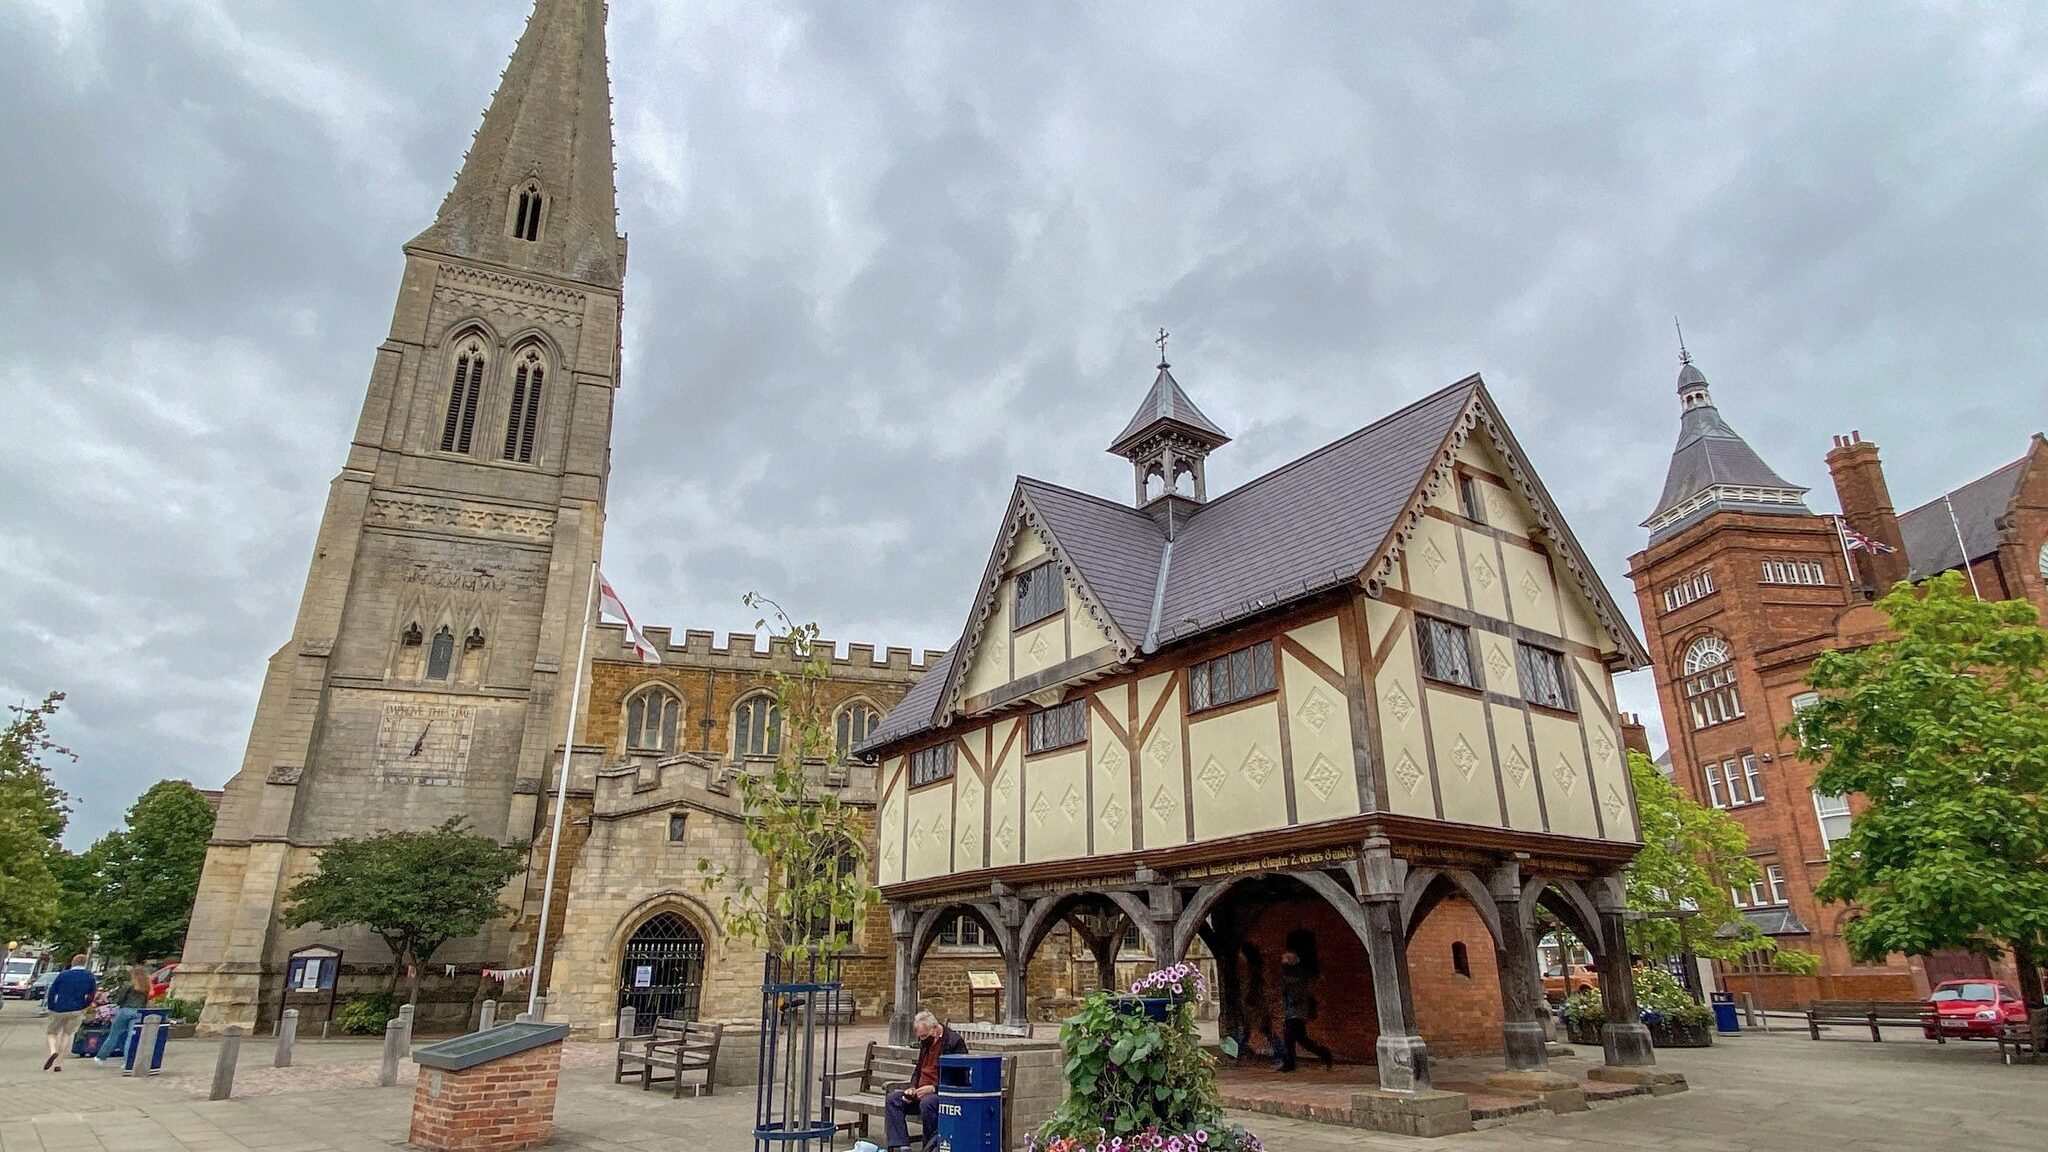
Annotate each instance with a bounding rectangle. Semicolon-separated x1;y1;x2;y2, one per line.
884;1010;967;1152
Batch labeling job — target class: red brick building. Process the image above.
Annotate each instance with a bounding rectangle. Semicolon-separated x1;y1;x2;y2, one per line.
1626;349;2048;1008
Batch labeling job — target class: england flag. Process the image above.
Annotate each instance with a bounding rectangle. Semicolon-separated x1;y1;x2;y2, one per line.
598;570;662;664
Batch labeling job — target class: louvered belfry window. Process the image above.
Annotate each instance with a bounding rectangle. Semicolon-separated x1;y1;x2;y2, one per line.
503;347;545;463
514;185;543;242
439;341;485;453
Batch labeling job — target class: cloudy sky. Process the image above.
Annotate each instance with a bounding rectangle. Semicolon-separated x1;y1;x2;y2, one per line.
4;0;2044;844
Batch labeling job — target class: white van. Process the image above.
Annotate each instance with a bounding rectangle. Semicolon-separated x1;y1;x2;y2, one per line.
1;952;49;999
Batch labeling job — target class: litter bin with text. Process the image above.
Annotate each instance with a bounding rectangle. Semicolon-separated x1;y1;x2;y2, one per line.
1711;991;1740;1034
934;1053;1003;1152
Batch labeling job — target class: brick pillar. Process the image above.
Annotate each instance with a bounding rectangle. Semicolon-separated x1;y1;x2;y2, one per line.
1827;431;1909;592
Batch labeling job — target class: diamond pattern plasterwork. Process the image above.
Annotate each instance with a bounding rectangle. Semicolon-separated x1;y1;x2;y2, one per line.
1100;744;1127;775
994;818;1016;852
1393;752;1425;794
1101;795;1127;832
1484;643;1512;683
908;819;927;849
1059;784;1082;822
1421;539;1448;572
1297;688;1334;733
1304;754;1342;801
1241;745;1275;791
1028;631;1051;661
1471;556;1497;590
1518;571;1542;600
1382;684;1415;728
1590;727;1615;761
1147;732;1174;772
1604;783;1626;822
958;822;976;852
1489;489;1515;525
1553;755;1578;794
881;840;899;868
1198;757;1227;797
1503;745;1530;786
984;633;1006;668
1450;736;1481;780
1030;792;1051;827
1150;786;1178;823
995;771;1014;801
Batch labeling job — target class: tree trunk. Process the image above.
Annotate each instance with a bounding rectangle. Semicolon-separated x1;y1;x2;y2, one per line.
2014;942;2045;1009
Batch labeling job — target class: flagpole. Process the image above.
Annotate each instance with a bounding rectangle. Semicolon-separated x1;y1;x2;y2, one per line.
1943;494;1983;600
1833;516;1858;596
530;561;599;1018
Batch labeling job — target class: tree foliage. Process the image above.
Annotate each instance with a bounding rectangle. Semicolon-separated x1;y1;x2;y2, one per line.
281;817;527;1003
88;781;218;961
0;693;72;942
1798;573;2048;985
700;595;877;964
1623;750;1769;963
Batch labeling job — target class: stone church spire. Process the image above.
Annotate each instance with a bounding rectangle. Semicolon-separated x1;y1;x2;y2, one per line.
410;0;622;288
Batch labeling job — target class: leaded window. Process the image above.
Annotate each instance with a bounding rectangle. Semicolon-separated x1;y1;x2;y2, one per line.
1027;698;1088;754
1416;617;1476;688
1516;642;1573;711
734;695;780;759
910;742;955;787
626;687;681;753
834;702;880;758
1013;561;1065;628
1188;640;1276;713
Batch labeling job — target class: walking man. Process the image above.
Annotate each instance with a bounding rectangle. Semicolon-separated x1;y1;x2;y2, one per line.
1273;948;1334;1072
883;1010;967;1151
42;955;95;1072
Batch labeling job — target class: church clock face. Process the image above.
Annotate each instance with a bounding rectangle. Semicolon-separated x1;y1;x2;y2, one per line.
375;702;476;787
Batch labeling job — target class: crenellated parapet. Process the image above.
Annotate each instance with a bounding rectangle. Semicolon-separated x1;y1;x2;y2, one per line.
590;621;945;676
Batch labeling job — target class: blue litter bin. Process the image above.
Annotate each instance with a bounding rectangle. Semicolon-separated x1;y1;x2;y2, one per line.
122;1009;171;1075
934;1053;1003;1152
1711;991;1740;1034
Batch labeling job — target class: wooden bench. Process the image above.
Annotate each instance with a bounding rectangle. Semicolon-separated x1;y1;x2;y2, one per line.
1997;1010;2046;1065
1805;1000;1930;1042
615;1018;723;1097
824;1041;1015;1149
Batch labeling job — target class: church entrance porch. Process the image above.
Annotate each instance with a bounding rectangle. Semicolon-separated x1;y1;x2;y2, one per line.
615;912;704;1031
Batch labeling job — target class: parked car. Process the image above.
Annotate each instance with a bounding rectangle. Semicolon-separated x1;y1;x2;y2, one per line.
1543;963;1601;1004
149;962;179;1000
1;954;49;999
28;971;58;1001
1923;980;2029;1040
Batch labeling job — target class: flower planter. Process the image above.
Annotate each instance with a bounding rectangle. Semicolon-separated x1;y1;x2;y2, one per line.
1114;995;1174;1022
1648;1018;1714;1048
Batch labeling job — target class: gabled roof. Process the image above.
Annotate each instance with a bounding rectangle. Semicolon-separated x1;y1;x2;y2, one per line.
862;374;1650;756
1108;365;1230;455
1899;456;2029;581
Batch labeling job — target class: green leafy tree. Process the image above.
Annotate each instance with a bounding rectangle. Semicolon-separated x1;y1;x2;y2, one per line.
44;842;109;959
281;817;527;1004
0;693;72;942
1624;750;1768;964
1798;572;2048;1006
700;595;877;965
89;781;218;961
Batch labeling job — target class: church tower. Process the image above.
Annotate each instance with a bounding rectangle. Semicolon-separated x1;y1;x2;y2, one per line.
178;0;625;1031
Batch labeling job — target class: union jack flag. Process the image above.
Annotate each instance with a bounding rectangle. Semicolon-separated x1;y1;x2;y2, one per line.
1837;519;1897;555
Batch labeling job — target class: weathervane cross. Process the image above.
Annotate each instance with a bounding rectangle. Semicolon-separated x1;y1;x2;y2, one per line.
1156;327;1170;368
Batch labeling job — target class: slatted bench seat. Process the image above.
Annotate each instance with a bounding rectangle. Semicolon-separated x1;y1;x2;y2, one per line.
824;1041;1015;1149
1805;1000;1929;1042
615;1018;723;1097
1997;1010;2046;1065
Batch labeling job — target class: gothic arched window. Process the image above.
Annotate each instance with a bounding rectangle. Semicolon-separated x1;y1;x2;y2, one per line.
426;626;456;681
502;345;546;463
1682;634;1731;675
834;701;880;758
513;183;544;242
626;686;682;754
439;336;487;454
1681;634;1741;730
733;695;781;760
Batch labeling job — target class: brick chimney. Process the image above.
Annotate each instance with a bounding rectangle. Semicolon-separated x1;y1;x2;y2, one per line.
1826;431;1910;592
1619;713;1651;759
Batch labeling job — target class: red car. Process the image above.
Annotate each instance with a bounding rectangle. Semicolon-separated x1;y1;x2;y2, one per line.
149;962;179;1000
1922;980;2028;1040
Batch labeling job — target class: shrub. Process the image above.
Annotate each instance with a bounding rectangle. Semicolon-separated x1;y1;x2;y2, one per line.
334;992;399;1036
151;996;202;1023
1559;968;1712;1029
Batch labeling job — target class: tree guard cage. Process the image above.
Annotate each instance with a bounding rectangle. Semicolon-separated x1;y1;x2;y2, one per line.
752;951;844;1152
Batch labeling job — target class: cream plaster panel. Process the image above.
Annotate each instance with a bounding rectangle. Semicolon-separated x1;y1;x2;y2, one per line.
1489;704;1544;832
1405;516;1468;609
988;719;1022;866
1091;721;1136;855
1013;616;1065;679
962;585;1013;699
905;779;954;881
1531;713;1597;839
1476;631;1519;698
1424;689;1500;828
1373;629;1433;818
1021;747;1088;863
954;762;988;870
1187;702;1288;841
1459;526;1509;621
878;769;905;885
1281;649;1358;822
1502;546;1561;636
1286;616;1344;673
1071;621;1115;665
1363;599;1402;660
1006;526;1048;572
1576;656;1637;841
1455;438;1534;535
1556;557;1606;649
1137;675;1185;847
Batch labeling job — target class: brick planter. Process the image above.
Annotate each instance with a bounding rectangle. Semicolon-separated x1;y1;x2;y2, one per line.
409;1026;566;1152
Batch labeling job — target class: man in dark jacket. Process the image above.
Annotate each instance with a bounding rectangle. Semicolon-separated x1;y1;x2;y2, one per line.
1274;949;1333;1072
42;955;96;1071
885;1010;968;1151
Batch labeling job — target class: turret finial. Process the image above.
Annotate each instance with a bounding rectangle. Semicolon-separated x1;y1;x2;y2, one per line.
1675;315;1691;365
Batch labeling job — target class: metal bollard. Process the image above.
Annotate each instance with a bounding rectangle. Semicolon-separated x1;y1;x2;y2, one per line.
210;1026;242;1100
617;1006;635;1040
274;1008;298;1068
379;1019;404;1087
126;1018;163;1077
478;999;497;1032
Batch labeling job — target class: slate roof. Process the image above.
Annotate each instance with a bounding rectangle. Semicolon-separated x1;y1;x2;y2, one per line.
1717;907;1812;938
1644;362;1809;542
862;373;1644;756
1898;457;2028;581
1108;366;1230;454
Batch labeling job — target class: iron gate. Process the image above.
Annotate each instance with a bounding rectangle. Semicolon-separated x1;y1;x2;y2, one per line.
618;912;704;1032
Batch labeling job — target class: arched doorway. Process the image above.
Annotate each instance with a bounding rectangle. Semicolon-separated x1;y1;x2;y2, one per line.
617;911;704;1031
